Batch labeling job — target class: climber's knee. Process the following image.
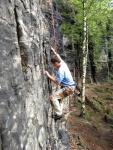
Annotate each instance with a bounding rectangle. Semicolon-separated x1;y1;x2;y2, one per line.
50;95;53;100
50;99;54;107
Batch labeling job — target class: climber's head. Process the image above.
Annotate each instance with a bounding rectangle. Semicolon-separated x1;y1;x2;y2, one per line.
51;55;61;68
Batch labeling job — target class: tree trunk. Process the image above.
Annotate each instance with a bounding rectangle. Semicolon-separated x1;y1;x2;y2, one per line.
80;1;88;116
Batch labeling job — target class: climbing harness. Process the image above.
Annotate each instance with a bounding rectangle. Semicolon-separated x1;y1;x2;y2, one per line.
59;87;73;98
50;0;57;51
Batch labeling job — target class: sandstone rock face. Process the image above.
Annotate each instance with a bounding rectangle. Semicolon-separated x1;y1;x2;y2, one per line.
0;0;69;149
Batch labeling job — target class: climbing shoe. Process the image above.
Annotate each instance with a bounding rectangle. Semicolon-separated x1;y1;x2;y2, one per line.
52;114;63;119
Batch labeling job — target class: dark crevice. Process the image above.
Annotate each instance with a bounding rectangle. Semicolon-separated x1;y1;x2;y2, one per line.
14;6;28;74
14;7;20;46
20;0;26;10
8;0;11;3
0;131;4;150
44;48;52;94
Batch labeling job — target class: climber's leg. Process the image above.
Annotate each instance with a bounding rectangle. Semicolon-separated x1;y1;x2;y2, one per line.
51;88;63;116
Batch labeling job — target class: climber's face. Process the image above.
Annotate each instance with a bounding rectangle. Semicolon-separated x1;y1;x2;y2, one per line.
52;62;61;68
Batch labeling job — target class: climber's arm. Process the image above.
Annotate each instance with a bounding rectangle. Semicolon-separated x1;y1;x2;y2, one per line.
51;46;62;61
45;71;60;85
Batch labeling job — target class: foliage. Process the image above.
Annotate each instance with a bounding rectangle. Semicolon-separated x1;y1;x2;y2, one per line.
56;0;112;63
56;0;113;114
56;0;83;45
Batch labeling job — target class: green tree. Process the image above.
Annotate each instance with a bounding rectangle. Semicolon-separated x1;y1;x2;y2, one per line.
57;0;111;115
106;9;113;81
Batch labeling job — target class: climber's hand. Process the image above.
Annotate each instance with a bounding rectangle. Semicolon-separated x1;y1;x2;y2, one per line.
45;71;49;77
51;46;57;55
51;46;54;51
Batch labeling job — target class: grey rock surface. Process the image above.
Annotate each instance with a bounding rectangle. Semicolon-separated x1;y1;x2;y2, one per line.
0;0;69;150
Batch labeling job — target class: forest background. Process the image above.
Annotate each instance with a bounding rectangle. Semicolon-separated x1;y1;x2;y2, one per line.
56;0;113;149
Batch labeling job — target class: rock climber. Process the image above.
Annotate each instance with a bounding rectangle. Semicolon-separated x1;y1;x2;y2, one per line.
45;47;76;119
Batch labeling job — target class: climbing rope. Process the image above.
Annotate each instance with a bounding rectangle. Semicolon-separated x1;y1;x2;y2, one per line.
50;0;57;51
